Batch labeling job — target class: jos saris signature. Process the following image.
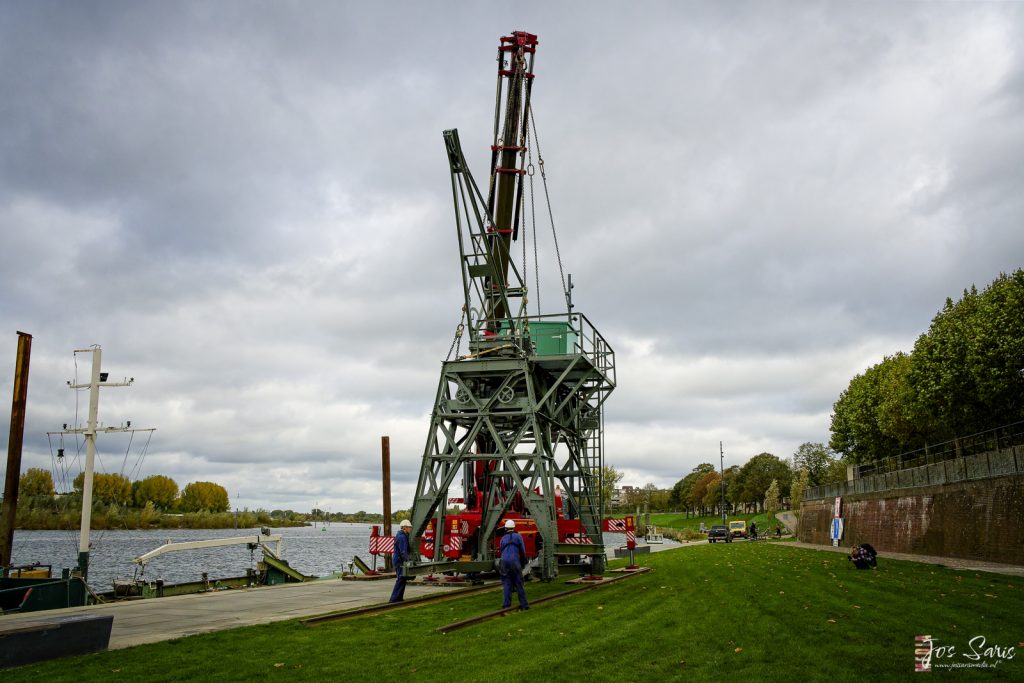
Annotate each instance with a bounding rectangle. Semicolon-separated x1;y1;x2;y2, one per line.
915;634;1017;671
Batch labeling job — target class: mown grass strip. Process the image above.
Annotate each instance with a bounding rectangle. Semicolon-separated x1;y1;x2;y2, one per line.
4;543;1021;681
301;581;500;626
437;567;651;633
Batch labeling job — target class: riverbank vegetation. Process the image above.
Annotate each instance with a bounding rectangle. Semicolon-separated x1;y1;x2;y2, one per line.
12;468;393;529
7;542;1021;680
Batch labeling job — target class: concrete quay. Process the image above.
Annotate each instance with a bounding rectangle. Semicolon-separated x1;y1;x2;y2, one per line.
0;577;446;650
0;542;681;652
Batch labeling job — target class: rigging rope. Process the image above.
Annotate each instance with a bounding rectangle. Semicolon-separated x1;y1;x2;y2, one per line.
527;148;541;316
528;104;570;313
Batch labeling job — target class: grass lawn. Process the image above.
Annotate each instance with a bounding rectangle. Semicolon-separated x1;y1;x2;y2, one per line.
6;543;1021;681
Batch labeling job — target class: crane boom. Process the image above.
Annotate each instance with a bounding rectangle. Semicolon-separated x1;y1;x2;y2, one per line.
485;30;537;328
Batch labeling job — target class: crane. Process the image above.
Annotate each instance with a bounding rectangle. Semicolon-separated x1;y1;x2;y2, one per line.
404;31;617;581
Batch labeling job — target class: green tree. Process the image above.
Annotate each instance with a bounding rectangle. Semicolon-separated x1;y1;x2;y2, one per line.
598;465;624;513
737;453;792;511
790;468;810;510
19;468;55;497
821;459;847;485
830;356;908;463
134;475;179;509
180;481;230;512
724;465;744;510
791;443;837;487
909;290;982;447
876;352;923;450
907;270;1023;448
970;271;1024;425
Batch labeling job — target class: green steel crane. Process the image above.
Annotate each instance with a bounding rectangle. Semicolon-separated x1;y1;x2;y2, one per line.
406;31;616;581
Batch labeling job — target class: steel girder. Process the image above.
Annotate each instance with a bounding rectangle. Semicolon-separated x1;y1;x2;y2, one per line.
408;352;612;580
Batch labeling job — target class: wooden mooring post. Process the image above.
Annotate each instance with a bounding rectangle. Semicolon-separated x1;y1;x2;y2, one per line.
1;331;32;569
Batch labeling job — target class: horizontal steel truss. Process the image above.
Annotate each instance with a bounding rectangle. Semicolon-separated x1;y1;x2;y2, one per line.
410;355;612;579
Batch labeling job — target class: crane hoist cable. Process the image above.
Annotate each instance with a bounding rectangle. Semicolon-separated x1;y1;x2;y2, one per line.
528;103;570;313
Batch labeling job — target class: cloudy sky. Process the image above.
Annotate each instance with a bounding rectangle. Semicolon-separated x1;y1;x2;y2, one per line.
2;2;1022;514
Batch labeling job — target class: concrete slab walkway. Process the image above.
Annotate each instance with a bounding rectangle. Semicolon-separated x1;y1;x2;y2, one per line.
1;543;683;651
0;577;449;650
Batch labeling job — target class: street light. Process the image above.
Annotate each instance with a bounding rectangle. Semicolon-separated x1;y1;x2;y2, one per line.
720;441;727;525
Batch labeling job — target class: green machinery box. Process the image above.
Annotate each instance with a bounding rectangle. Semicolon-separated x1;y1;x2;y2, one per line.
527;321;576;356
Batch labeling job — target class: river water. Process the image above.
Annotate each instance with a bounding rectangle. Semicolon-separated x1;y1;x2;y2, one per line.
8;523;380;592
9;525;638;592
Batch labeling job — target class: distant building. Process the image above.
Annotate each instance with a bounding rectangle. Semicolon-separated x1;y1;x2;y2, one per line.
611;485;639;508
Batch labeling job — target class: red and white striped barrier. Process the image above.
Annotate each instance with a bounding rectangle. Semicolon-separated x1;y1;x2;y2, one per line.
602;516;637;551
562;535;594;545
369;535;395;555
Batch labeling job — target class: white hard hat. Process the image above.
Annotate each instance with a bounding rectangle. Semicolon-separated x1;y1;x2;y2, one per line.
400;519;412;528
504;519;515;530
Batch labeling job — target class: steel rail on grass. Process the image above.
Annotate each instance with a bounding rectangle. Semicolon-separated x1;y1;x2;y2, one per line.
436;567;652;634
301;582;501;626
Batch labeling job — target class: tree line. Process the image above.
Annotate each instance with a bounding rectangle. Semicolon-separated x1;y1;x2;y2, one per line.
661;442;843;517
18;468;230;513
830;270;1023;463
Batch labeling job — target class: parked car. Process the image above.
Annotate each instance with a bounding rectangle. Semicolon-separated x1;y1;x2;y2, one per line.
729;520;748;539
708;525;732;543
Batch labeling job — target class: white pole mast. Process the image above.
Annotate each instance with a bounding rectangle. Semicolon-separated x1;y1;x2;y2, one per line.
76;346;102;579
60;346;152;582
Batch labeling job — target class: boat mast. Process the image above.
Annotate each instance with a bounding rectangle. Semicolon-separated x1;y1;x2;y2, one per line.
62;346;152;581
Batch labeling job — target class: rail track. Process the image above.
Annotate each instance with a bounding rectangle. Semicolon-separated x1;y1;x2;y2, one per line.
302;567;652;631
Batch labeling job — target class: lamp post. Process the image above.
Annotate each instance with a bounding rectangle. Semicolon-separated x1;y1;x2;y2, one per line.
719;441;727;526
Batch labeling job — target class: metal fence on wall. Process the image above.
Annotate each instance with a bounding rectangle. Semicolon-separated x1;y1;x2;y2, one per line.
805;422;1024;501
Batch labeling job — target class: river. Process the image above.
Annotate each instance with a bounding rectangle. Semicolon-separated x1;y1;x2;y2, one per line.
9;525;638;592
8;523;380;592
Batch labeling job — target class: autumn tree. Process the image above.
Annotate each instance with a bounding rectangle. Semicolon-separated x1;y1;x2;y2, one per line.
19;468;55;497
134;475;179;509
180;481;229;512
669;463;715;512
73;472;132;505
689;471;720;515
764;479;780;517
700;472;724;513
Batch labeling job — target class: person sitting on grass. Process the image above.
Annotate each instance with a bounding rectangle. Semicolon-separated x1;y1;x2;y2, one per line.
848;543;878;569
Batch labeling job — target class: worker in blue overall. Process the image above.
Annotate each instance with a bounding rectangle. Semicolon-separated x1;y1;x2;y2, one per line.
499;519;529;610
389;519;412;603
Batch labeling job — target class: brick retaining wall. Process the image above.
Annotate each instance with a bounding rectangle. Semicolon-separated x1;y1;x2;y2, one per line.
798;475;1024;566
